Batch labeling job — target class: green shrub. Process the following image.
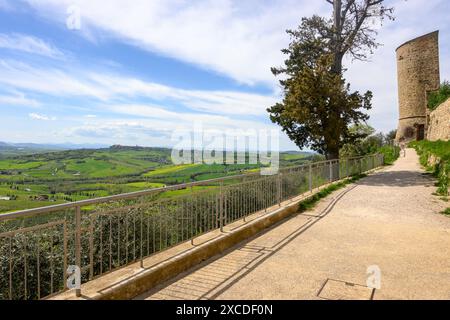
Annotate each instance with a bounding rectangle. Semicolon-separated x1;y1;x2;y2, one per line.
428;81;450;110
410;140;450;196
298;174;366;212
378;145;400;165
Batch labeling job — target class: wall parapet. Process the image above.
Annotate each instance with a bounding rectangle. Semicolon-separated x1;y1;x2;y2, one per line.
427;98;450;141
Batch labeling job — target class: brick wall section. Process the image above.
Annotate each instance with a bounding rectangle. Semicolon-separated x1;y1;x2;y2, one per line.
427;98;450;141
395;31;440;142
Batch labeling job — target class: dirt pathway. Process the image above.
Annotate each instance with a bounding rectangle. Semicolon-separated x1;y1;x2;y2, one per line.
137;149;450;300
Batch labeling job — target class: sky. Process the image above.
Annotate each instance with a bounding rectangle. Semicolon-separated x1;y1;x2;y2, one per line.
0;0;449;151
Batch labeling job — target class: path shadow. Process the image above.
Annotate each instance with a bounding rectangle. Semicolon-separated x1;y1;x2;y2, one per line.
357;170;435;188
135;185;357;300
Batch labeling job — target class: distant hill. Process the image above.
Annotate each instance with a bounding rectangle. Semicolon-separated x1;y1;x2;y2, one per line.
0;145;319;213
0;142;109;157
282;150;315;155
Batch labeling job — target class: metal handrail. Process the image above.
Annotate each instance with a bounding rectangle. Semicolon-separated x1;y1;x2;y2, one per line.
0;154;377;222
0;153;385;300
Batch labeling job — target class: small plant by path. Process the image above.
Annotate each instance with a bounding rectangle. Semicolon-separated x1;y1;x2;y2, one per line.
410;141;450;197
298;174;367;213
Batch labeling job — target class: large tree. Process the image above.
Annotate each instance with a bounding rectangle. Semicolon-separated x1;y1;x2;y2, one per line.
268;0;394;159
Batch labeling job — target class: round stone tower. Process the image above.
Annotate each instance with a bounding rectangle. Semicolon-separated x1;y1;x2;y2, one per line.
395;31;440;142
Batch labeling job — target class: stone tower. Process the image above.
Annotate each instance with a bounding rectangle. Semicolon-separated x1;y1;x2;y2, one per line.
395;31;440;142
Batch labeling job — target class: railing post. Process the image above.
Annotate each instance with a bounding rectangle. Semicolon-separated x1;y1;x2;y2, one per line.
219;182;224;232
75;206;82;297
277;173;282;206
329;161;333;182
190;185;195;245
345;159;349;178
140;211;144;268
309;163;312;193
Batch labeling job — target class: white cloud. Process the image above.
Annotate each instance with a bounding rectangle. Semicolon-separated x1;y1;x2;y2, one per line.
0;33;64;58
5;0;450;145
21;0;450;135
0;0;13;11
104;104;270;128
344;0;450;133
29;112;56;121
66;115;293;149
0;60;110;100
0;92;41;107
0;60;277;116
23;0;328;86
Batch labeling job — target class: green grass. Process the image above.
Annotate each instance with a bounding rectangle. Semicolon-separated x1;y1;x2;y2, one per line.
378;145;400;165
409;140;450;196
298;174;366;212
158;186;217;199
0;146;318;213
144;163;263;185
143;164;199;177
441;208;450;216
409;140;450;161
280;152;317;167
0;160;45;170
125;182;166;188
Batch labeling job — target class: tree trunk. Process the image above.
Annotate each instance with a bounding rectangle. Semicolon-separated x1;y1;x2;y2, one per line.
326;150;339;160
332;0;343;75
327;0;344;161
332;52;344;75
325;135;340;160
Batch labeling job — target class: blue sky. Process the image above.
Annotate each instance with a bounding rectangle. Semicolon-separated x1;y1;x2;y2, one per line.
0;0;449;151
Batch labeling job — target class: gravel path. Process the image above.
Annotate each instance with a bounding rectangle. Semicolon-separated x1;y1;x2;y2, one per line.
137;149;450;300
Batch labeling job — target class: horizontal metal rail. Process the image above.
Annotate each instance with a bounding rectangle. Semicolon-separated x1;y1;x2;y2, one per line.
0;154;384;300
0;155;377;221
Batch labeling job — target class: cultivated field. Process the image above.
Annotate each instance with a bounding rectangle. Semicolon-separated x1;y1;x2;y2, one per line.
0;145;315;213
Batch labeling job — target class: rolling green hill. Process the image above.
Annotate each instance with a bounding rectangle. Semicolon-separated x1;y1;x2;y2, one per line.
0;145;316;213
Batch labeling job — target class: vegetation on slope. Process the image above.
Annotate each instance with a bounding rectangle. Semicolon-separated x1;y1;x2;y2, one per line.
428;81;450;110
340;125;399;165
409;140;450;196
378;145;400;165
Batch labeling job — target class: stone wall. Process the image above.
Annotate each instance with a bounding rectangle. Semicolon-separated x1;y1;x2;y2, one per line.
395;31;440;142
427;98;450;141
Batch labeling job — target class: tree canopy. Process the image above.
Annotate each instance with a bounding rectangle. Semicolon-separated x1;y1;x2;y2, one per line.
268;0;394;159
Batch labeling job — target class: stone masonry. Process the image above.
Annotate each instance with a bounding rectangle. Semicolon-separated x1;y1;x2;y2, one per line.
427;98;450;141
395;31;440;142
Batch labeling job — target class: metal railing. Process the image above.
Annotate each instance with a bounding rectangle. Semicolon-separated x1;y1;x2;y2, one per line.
0;154;384;300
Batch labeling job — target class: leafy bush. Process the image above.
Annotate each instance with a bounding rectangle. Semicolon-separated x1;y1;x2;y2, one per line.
428;81;450;110
378;145;400;165
340;124;399;165
409;140;450;196
298;174;366;212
